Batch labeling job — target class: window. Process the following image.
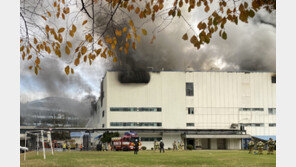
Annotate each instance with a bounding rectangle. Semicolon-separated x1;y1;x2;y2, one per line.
271;76;276;83
268;108;276;115
254;123;264;127
241;123;264;127
186;123;195;127
110;122;162;127
239;108;264;111
110;107;162;112
141;137;162;142
102;110;104;118
269;123;276;127
188;108;194;114
102;124;104;128
241;123;252;127
186;83;194;96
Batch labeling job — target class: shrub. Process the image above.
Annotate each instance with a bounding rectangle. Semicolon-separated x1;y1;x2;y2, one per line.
187;145;194;150
141;146;147;150
168;147;171;150
151;148;154;150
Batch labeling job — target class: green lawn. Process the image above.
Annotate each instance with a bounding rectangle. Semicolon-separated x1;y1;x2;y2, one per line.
20;150;276;167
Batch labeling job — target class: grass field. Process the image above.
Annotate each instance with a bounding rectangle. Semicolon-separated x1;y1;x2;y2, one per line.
20;150;276;167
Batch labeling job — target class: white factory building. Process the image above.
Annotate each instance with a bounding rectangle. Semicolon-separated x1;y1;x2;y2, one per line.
95;71;276;150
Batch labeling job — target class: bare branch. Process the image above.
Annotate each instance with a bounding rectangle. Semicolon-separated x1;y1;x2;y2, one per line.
81;0;93;19
20;12;29;40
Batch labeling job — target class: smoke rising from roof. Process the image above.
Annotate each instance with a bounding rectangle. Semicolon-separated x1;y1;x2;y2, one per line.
93;2;275;74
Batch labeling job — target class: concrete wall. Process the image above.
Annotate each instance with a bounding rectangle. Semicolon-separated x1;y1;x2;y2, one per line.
99;71;276;137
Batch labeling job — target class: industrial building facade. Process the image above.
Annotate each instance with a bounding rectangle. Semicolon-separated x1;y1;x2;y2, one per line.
96;71;276;150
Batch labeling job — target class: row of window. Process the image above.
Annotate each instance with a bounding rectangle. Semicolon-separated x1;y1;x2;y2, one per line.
110;107;162;112
239;108;264;111
239;108;276;114
110;122;162;127
185;75;275;97
242;123;276;127
108;122;275;127
141;137;162;142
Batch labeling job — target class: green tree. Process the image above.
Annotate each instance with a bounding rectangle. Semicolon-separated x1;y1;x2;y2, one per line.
101;131;120;143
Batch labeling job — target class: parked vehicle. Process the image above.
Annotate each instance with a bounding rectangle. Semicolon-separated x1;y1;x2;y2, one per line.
20;146;28;153
111;132;141;151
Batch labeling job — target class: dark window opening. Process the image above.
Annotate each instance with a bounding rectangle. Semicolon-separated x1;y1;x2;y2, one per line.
188;108;194;114
102;110;104;118
271;76;276;83
186;82;194;96
268;108;276;115
186;123;194;127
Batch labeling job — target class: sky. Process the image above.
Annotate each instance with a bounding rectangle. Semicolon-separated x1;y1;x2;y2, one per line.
20;0;276;103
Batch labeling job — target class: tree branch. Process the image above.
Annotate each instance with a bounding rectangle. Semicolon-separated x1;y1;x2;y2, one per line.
20;12;29;40
99;0;122;39
81;0;93;19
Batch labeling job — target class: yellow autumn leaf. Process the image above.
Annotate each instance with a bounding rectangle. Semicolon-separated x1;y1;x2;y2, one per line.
27;55;32;60
65;66;70;75
182;33;188;40
65;7;70;14
81;46;87;55
58;28;65;33
55;48;61;57
69;30;74;37
115;29;122;36
98;40;103;46
129;20;134;27
124;48;128;55
113;57;117;62
126;33;131;39
72;24;77;32
132;42;136;50
35;66;38;75
41;16;47;21
35;57;40;65
74;58;80;66
65;46;70;55
135;7;140;14
142;29;147;35
22;52;25;60
82;20;88;25
111;44;116;50
34;38;38;44
71;68;74;74
95;49;102;55
29;66;32;70
136;35;141;42
75;47;80;53
20;46;24;51
67;41;72;48
123;27;127;33
125;42;129;49
47;11;51;17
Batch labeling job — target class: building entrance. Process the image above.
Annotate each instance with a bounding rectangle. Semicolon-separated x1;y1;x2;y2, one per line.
186;138;195;149
217;139;226;149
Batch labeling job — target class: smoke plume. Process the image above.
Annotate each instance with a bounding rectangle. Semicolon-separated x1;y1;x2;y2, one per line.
92;1;275;81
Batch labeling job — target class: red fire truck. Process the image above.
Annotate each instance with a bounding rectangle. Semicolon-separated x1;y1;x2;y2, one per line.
111;132;141;151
